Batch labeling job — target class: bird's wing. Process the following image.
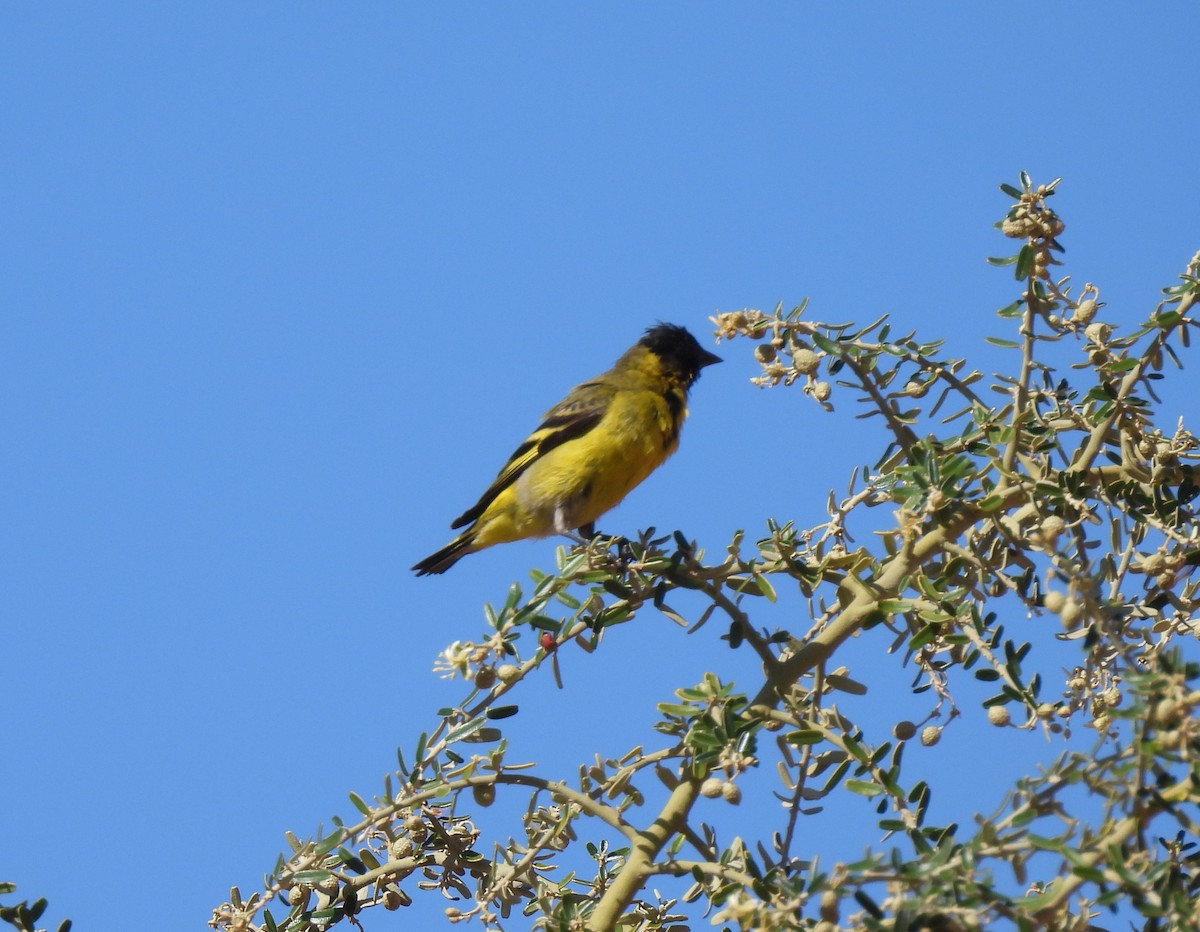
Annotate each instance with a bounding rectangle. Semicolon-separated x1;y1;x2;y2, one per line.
450;380;616;530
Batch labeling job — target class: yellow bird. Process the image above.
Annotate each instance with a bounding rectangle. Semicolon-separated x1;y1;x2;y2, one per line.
413;323;721;575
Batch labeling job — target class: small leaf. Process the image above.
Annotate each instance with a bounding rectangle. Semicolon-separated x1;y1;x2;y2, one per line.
908;625;940;650
825;673;868;695
293;869;336;884
446;717;486;743
846;779;885;797
1015;244;1034;280
313;830;345;856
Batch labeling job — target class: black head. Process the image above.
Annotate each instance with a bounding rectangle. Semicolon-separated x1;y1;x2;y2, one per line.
639;323;722;382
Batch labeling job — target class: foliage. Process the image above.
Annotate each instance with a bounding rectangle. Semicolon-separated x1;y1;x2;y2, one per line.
0;883;71;932
211;176;1200;931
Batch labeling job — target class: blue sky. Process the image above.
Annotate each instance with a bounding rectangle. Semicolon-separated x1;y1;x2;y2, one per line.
4;5;1199;929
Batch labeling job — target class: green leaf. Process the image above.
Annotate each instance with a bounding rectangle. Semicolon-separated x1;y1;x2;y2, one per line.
293;869;336;884
986;254;1019;266
841;734;869;763
348;792;371;815
313;830;345;856
504;582;523;611
825;673;868;695
845;779;884;797
446;717;486;743
985;336;1022;348
753;574;777;602
1015;244;1034;280
908;624;940;650
486;705;519;720
337;849;368;874
811;331;839;355
601;579;632;599
999;182;1024;199
784;730;825;745
1011;806;1036;828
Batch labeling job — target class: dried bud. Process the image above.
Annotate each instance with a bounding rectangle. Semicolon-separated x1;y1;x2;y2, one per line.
1042;591;1066;614
1038;515;1065;541
1140;553;1166;576
819;890;840;923
791;346;820;375
288;885;312;908
700;777;724;799
721;781;742;805
402;814;427;842
987;706;1011;727
391;837;415;860
496;663;521;684
893;720;917;741
1072;299;1098;324
920;726;941;747
754;343;777;364
811;381;832;402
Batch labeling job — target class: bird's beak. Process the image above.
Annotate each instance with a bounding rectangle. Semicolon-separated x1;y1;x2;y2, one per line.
699;348;722;368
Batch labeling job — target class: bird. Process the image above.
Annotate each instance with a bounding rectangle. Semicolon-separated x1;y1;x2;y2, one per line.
412;323;721;575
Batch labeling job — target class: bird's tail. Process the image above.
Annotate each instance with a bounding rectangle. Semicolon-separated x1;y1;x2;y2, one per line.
412;531;476;576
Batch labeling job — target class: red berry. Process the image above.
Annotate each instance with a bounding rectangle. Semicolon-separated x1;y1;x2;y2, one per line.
540;632;556;652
